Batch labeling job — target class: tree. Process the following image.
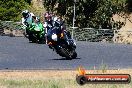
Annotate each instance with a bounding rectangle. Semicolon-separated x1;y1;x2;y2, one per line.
43;0;127;29
126;0;132;12
0;0;28;21
24;0;32;5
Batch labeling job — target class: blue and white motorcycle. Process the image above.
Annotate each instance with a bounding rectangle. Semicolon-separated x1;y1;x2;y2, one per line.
46;22;77;59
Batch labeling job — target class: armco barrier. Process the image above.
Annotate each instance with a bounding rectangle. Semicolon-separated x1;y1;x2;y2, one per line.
0;21;24;36
68;27;114;42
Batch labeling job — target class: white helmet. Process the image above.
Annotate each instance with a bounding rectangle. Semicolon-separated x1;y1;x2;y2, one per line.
22;10;29;18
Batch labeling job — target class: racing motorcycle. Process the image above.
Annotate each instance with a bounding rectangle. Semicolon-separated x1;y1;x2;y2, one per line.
24;22;46;44
47;22;77;59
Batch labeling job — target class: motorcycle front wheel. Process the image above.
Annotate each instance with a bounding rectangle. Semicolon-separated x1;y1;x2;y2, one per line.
58;47;77;60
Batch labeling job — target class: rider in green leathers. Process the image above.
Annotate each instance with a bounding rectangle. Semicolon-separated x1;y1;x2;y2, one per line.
29;16;45;40
21;10;35;37
22;10;45;43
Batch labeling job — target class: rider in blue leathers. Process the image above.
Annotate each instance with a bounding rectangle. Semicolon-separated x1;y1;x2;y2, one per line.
43;12;72;46
43;12;54;44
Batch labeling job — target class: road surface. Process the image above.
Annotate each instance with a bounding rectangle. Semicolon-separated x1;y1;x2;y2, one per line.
0;36;132;70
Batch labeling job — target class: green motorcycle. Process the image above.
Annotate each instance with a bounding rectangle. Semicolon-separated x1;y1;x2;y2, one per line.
27;22;46;44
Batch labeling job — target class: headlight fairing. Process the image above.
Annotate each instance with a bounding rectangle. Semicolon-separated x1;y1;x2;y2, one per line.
51;34;57;41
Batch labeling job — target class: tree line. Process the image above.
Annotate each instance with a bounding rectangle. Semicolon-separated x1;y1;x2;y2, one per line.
0;0;31;21
43;0;132;29
0;0;132;29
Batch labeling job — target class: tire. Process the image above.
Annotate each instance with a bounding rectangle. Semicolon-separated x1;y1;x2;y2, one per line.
28;33;37;43
23;32;29;38
56;43;77;59
38;34;46;44
58;48;73;60
38;39;45;44
29;38;36;43
76;75;87;85
71;50;77;59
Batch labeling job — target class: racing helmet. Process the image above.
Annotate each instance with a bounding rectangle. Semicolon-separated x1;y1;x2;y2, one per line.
22;10;29;18
35;16;40;22
44;12;52;21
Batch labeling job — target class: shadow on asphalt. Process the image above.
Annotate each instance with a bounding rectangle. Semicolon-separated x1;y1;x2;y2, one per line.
52;57;81;60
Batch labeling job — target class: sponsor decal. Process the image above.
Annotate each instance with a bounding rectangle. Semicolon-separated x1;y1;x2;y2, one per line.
76;66;131;85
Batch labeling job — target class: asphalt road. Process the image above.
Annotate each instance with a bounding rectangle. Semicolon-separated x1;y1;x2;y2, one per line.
0;36;132;70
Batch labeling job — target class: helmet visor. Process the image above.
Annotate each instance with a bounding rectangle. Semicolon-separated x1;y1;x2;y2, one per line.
22;13;28;18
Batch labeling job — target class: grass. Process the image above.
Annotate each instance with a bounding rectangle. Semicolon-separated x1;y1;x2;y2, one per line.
100;59;109;73
0;78;131;88
0;70;132;88
0;78;70;88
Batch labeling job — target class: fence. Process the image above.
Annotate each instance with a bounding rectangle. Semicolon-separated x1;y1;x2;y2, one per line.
0;21;114;42
0;21;24;36
68;27;114;42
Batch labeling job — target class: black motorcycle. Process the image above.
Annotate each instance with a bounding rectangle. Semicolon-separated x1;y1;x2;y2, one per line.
47;23;77;59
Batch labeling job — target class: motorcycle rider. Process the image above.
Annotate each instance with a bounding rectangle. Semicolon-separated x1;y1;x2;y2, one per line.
43;12;54;31
29;16;45;43
54;15;72;40
21;10;35;37
22;10;45;43
43;12;54;44
32;16;44;31
44;12;72;46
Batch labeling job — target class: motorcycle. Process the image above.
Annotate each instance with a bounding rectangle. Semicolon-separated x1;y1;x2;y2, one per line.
47;23;77;59
24;22;46;44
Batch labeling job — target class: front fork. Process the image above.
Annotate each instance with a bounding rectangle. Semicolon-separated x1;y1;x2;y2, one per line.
44;27;48;44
